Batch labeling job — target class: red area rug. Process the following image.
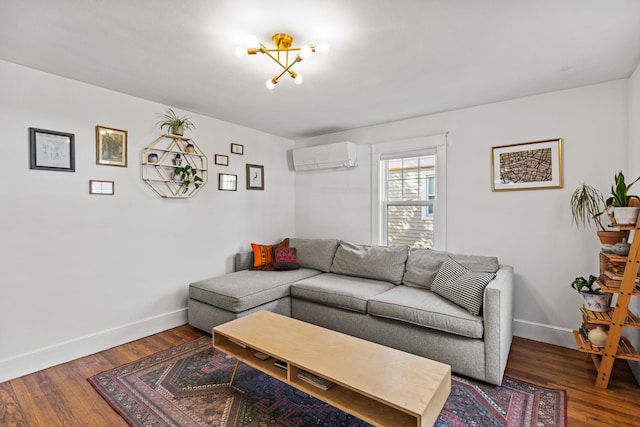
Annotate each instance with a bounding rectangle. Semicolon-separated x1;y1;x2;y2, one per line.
89;336;566;426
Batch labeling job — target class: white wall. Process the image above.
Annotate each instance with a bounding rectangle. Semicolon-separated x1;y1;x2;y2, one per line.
0;60;295;382
294;80;629;348
627;63;640;382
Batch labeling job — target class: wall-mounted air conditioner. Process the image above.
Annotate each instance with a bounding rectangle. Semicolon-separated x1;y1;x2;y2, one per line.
293;141;358;171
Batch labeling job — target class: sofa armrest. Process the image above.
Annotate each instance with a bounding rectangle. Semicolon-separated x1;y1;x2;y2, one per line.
234;252;253;272
482;264;514;385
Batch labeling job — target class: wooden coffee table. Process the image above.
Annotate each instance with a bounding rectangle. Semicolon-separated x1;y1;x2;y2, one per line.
212;310;451;427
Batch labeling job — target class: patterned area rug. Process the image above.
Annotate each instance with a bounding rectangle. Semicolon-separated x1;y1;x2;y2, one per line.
89;336;566;427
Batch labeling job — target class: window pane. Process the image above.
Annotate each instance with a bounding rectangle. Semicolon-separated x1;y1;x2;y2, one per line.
387;167;403;201
402;178;420;200
427;176;436;196
387;205;433;248
382;153;438;248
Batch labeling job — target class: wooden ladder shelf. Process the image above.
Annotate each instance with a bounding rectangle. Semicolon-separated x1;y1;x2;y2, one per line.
573;215;640;388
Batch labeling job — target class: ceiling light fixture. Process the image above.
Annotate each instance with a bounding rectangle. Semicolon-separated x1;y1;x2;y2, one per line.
236;33;329;90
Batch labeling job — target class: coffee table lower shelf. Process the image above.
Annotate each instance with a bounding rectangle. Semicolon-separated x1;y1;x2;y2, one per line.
214;336;419;427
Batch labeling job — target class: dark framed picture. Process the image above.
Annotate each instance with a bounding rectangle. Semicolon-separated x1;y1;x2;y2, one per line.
96;125;128;167
491;138;563;191
246;164;264;190
29;127;75;172
89;180;115;195
215;154;229;166
218;173;237;191
231;143;244;155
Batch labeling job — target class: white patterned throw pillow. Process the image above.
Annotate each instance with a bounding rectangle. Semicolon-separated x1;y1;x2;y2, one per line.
431;258;496;316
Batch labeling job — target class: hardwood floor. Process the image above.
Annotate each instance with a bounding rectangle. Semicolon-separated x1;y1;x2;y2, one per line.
1;326;638;426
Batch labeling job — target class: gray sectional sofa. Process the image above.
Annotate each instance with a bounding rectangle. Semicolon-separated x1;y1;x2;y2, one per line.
188;238;514;385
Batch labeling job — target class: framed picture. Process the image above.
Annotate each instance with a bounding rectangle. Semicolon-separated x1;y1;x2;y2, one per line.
215;154;229;166
89;180;115;195
231;143;244;155
96;125;128;167
218;173;237;191
246;164;264;190
29;127;75;172
491;138;563;191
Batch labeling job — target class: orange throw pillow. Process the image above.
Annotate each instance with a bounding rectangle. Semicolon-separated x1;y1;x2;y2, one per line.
251;238;289;270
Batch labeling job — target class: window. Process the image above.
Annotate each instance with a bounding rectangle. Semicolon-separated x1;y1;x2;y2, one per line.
371;133;447;249
382;154;437;248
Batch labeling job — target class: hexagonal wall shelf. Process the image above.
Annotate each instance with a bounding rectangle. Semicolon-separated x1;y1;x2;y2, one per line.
142;135;208;198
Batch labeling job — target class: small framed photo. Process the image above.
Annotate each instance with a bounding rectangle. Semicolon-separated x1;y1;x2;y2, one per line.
96;125;128;167
219;173;237;191
29;128;75;172
215;154;229;166
89;180;115;195
246;164;264;190
231;143;244;155
491;138;563;191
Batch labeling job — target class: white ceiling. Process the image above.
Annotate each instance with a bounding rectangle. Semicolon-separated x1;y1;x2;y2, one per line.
1;0;640;140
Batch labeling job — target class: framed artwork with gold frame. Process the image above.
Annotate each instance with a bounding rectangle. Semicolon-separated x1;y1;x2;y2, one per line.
491;138;562;191
96;125;128;167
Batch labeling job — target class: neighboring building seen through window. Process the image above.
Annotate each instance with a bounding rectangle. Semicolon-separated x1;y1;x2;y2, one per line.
383;154;436;248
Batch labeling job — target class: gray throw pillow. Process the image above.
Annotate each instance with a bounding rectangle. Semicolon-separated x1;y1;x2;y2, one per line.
288;238;339;272
431;258;496;316
330;241;408;285
402;248;452;289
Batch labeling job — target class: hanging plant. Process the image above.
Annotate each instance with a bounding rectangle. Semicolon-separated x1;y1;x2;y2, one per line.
173;164;203;194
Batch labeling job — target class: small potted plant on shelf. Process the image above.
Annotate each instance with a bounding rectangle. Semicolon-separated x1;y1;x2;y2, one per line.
570;183;628;245
156;108;195;136
600;171;640;226
173;164;203;194
571;275;611;312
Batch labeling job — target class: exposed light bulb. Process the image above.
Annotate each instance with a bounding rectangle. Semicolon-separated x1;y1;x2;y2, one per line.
316;42;330;54
299;45;312;59
265;79;276;90
247;34;259;49
234;47;247;58
294;74;303;85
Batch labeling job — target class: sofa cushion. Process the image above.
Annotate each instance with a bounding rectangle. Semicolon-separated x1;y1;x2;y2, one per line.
329;241;409;285
289;238;339;272
189;268;319;313
272;247;299;270
368;285;484;339
431;258;496;316
251;238;289;270
291;273;395;313
402;248;452;289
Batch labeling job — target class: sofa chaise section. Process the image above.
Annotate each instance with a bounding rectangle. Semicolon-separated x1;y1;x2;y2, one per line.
188;267;321;332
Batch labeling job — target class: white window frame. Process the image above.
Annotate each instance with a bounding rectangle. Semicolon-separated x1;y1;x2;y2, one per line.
370;134;447;249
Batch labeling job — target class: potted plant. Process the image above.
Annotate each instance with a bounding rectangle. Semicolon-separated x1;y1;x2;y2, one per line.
173;164;203;194
602;171;640;225
570;183;628;245
571;275;611;312
156;108;195;136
